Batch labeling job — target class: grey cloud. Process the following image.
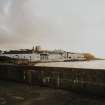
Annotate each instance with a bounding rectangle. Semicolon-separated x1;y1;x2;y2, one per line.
0;0;105;57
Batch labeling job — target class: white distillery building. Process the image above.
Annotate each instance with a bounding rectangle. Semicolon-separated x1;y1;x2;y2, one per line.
1;46;86;62
2;53;65;62
2;46;65;62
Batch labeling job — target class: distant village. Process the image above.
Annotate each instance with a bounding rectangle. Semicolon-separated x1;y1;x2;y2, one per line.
0;46;95;64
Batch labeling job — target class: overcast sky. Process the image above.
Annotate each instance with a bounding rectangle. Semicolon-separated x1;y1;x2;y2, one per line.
0;0;105;57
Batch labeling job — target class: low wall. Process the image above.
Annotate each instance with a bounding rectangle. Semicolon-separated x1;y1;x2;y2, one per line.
0;64;105;94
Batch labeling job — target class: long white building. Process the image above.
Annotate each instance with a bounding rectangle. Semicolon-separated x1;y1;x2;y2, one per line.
1;46;86;62
2;53;65;62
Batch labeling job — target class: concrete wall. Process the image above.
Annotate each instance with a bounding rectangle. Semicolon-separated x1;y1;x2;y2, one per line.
0;64;105;94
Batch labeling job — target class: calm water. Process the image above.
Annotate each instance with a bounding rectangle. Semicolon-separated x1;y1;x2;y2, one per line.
35;60;105;69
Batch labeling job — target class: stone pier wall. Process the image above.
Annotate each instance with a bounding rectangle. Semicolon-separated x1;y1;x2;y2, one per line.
0;64;105;94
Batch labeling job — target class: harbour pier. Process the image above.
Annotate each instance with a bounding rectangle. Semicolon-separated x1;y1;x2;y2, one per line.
0;61;105;95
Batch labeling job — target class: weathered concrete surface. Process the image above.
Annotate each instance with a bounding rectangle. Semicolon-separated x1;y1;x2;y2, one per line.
35;60;105;70
0;63;105;94
0;80;105;105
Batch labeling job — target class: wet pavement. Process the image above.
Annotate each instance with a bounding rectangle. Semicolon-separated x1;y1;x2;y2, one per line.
0;80;105;105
